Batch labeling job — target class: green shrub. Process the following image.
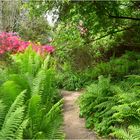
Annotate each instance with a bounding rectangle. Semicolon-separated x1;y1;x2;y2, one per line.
56;63;84;90
78;51;140;87
55;51;140;91
79;75;140;138
18;17;51;44
0;48;64;139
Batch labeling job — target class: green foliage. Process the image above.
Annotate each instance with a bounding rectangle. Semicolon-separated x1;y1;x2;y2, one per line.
39;100;64;139
0;91;27;140
79;76;117;135
52;23;84;63
111;125;140;140
12;47;43;78
0;48;64;139
56;63;83;90
0;67;9;86
79;75;140;138
26;96;64;139
1;1;140;139
22;1;140;93
0;81;23;106
0;101;6;128
86;51;140;80
0;107;25;139
18;17;51;44
56;51;140;90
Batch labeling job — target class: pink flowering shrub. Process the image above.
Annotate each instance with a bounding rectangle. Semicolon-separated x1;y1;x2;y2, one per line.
0;32;55;56
31;43;55;56
0;32;28;54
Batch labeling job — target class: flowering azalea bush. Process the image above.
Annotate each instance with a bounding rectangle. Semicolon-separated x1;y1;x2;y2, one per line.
0;32;55;56
0;32;28;54
32;43;55;56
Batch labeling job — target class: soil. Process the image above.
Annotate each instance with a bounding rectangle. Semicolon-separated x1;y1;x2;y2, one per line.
62;90;99;140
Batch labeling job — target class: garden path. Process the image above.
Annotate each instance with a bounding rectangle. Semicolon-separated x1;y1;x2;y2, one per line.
62;90;98;139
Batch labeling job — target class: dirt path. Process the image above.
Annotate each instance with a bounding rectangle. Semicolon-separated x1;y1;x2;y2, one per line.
62;90;98;139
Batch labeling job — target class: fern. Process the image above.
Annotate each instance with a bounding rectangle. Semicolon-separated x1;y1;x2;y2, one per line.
0;107;25;139
39;99;64;139
111;125;140;140
3;48;64;139
0;81;23;106
129;125;140;139
31;69;46;96
8;74;30;92
11;47;43;93
0;101;6;129
15;119;28;140
12;47;42;77
0;68;9;86
3;90;26;125
31;67;58;110
79;75;140;137
26;94;43;138
111;127;133;139
0;91;26;139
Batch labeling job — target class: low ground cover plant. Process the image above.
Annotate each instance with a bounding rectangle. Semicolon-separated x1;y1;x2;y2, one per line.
79;75;140;139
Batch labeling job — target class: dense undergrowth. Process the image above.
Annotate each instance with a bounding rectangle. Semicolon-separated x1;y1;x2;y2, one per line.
79;75;140;139
56;50;140;90
1;1;140;139
0;46;64;139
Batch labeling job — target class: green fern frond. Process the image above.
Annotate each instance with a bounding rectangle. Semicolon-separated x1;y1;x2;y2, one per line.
41;69;56;105
3;90;26;125
0;107;25;139
0;81;23;106
111;125;140;140
111;127;133;139
9;74;30;91
32;67;56;106
12;47;42;77
0;68;9;86
15;119;28;140
0;90;26;139
27;94;43;138
129;125;140;139
31;69;46;96
40;99;64;139
0;101;6;129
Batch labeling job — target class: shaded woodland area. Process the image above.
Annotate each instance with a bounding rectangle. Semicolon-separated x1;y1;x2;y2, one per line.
0;1;140;139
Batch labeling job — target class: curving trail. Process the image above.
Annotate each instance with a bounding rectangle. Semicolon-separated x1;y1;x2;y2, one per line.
62;90;98;139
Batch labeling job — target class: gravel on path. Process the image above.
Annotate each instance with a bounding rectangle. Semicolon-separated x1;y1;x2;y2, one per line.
62;90;98;140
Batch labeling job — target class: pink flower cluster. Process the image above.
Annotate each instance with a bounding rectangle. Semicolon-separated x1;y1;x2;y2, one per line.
32;44;55;56
0;32;29;54
0;32;55;55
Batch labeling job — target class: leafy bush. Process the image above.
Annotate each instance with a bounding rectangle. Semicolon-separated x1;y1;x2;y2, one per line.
79;75;140;138
111;125;140;139
0;32;55;64
0;32;29;55
56;51;140;91
0;47;64;139
18;16;51;44
84;51;140;81
56;63;83;90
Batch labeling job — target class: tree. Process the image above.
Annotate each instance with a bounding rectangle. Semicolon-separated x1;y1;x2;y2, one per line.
0;1;21;32
24;0;140;45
